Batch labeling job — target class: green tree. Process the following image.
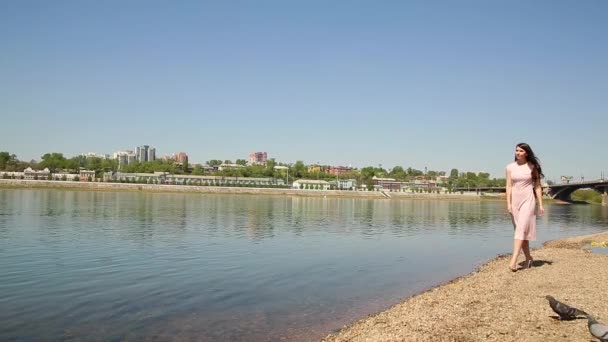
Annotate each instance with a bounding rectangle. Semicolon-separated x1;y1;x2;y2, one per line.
293;161;306;178
264;158;277;177
466;172;478;182
39;153;67;172
366;180;374;191
264;159;277;177
101;158;118;173
478;172;490;179
407;167;423;177
235;159;247;166
65;158;80;172
85;157;103;173
192;164;204;175
571;189;602;204
0;152;21;171
449;168;459;180
477;172;490;187
389;166;406;180
360;166;376;180
0;152;14;170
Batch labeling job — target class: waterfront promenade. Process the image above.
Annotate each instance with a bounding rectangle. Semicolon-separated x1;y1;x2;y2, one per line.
0;179;482;200
323;232;608;342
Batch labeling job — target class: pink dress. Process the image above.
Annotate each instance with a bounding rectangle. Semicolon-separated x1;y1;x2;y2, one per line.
507;162;537;241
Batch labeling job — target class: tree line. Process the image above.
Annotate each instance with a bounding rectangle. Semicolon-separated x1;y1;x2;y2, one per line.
0;151;506;188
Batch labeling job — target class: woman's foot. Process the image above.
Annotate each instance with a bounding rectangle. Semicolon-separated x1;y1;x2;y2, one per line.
509;262;518;272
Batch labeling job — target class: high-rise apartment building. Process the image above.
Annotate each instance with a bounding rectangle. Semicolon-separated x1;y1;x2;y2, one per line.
147;147;156;162
117;154;128;167
137;145;149;163
127;154;137;165
176;152;188;165
248;152;268;165
114;150;137;168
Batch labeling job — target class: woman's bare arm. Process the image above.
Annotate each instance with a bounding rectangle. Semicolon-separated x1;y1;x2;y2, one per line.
506;168;512;212
535;178;544;216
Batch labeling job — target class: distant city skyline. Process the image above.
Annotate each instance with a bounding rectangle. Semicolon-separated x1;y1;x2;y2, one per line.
1;1;606;182
6;144;603;184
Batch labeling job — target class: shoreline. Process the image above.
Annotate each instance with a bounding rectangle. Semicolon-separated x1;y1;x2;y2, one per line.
0;179;484;201
322;231;608;341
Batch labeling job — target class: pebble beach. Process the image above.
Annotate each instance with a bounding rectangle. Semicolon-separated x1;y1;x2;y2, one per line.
323;232;608;342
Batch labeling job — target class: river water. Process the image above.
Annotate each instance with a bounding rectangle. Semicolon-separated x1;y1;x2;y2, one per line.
1;189;606;340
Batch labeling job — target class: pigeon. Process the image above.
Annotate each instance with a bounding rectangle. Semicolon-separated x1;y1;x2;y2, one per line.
587;315;608;342
545;295;587;320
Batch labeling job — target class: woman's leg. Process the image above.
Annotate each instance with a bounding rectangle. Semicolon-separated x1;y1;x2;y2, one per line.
522;240;533;267
509;239;524;270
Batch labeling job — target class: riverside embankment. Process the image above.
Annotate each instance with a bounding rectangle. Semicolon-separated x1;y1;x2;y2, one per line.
0;179;483;200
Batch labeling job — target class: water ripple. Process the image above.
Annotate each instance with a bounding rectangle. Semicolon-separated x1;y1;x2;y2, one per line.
0;189;606;341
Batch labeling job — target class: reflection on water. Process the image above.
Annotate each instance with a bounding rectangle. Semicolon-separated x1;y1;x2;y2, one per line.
0;189;607;341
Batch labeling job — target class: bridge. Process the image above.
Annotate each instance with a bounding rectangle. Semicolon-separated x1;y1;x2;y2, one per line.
453;179;608;205
546;180;608;202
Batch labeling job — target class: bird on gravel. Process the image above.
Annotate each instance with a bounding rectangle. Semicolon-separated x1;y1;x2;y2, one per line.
545;295;587;320
587;315;608;342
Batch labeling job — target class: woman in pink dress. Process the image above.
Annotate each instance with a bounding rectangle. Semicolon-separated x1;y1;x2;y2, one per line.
506;143;545;272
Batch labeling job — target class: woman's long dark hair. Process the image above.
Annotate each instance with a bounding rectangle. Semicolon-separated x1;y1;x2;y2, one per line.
515;143;544;185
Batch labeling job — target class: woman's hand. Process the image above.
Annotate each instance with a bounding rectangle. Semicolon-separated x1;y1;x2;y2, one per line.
538;205;544;216
507;205;512;213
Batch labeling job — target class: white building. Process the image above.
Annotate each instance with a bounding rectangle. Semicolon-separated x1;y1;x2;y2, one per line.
23;167;51;180
103;172;280;187
332;179;357;190
52;173;79;181
292;179;331;190
82;152;109;159
79;170;96;181
218;163;245;171
114;150;137;168
0;171;25;179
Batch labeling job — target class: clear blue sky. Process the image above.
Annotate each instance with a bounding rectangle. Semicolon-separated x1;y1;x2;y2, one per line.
1;1;606;181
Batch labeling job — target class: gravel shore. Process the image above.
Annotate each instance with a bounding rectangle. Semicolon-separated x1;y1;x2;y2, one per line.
323;232;608;342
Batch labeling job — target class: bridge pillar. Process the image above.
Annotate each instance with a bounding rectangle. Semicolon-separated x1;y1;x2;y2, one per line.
603;192;608;207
